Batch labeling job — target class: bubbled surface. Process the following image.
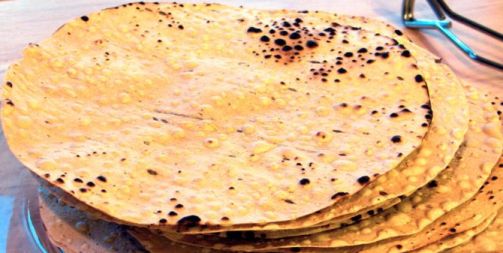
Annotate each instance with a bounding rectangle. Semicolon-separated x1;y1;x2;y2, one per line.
412;213;496;253
1;2;431;228
157;44;502;252
449;209;503;253
174;10;470;235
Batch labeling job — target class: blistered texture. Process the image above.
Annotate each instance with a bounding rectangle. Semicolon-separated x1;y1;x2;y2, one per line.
305;92;503;253
133;97;503;253
316;152;503;253
411;213;496;253
447;99;503;253
174;8;469;235
156;54;501;251
449;209;503;252
202;44;471;239
1;2;431;230
268;156;503;253
38;189;142;253
212;197;400;239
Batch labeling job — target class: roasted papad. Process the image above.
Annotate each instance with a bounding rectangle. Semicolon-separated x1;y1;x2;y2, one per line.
126;213;500;253
449;208;503;253
331;155;503;253
2;2;434;231
151;52;503;251
175;8;469;235
40;185;222;253
446;98;503;253
44;95;503;253
266;89;503;253
10;2;502;253
197;41;471;239
410;213;496;253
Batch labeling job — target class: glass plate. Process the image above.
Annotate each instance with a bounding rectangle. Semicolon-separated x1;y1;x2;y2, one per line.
0;170;60;253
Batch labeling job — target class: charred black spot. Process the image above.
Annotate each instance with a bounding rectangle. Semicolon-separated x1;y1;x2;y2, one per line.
260;35;270;42
357;48;368;53
306;40;318;48
337;68;347;74
401;50;411;57
147;169;158;176
299;178;310;185
282;21;292;28
415;74;424;83
177;215;201;228
294;45;304;51
247;27;262;33
344;52;353;57
357;176;370;185
391;135;402;143
289;32;301;40
351;214;362;222
274;38;286;46
427;180;438;188
284;199;295;204
282;45;293;52
331;192;349;199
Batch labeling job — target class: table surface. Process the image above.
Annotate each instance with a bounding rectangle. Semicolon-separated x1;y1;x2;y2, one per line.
0;0;502;252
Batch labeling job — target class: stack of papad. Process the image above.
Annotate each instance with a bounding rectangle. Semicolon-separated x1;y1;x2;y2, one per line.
2;2;503;253
37;189;141;253
3;2;434;231
447;209;503;253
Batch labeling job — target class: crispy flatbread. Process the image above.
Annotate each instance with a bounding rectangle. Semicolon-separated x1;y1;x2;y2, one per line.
155;52;502;252
40;186;223;253
449;208;503;253
13;2;502;253
411;213;496;253
1;2;432;231
175;7;469;235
